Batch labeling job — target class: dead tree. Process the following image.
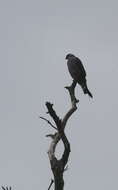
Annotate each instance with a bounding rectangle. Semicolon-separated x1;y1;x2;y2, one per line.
40;80;79;190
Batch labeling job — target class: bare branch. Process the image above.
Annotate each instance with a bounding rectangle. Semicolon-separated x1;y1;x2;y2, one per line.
46;133;57;139
60;127;71;167
48;179;54;190
39;116;57;130
47;133;60;161
62;80;78;127
45;102;61;128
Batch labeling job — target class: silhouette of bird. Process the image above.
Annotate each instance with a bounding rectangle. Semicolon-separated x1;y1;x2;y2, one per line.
66;53;93;98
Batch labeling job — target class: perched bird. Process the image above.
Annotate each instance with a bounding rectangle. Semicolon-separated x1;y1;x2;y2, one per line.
66;53;93;98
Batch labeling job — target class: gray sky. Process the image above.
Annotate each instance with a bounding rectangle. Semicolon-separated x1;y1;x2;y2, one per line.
0;0;118;189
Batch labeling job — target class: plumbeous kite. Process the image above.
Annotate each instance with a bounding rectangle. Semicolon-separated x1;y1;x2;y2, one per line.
66;53;93;98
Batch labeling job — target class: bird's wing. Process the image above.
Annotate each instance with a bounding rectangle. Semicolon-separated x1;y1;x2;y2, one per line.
74;57;86;77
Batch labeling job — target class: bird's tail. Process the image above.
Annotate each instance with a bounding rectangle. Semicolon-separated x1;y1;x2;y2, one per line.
81;83;93;98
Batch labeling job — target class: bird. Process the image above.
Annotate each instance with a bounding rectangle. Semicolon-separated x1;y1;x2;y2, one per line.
65;53;93;98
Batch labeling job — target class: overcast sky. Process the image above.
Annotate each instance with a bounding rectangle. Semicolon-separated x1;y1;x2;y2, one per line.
0;0;118;189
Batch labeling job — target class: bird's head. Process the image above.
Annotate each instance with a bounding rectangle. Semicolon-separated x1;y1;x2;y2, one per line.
65;53;75;60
